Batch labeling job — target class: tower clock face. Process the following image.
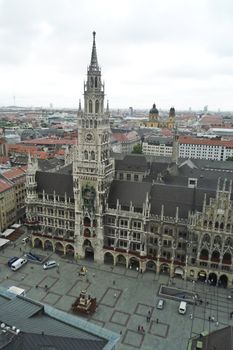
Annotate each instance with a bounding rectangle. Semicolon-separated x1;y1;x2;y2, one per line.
85;132;94;142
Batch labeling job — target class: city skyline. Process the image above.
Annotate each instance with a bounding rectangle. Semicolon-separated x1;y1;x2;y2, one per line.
0;0;233;111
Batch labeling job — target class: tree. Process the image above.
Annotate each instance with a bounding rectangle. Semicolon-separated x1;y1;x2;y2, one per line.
132;143;142;154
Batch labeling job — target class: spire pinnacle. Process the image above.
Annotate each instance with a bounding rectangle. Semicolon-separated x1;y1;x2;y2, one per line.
90;31;99;70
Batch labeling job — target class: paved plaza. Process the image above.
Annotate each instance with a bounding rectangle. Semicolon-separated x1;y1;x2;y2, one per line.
1;239;233;350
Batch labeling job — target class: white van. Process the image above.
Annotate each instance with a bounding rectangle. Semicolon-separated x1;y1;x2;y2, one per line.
179;301;187;314
11;258;27;271
43;260;59;270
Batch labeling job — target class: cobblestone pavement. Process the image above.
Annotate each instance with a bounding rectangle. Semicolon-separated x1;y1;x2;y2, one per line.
1;240;233;350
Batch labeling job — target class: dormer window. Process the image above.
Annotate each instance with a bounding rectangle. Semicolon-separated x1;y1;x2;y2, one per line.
188;178;197;188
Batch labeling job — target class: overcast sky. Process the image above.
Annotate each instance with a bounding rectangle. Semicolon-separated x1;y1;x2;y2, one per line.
0;0;233;111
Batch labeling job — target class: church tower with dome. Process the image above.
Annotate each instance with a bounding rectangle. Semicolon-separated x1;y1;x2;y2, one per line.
144;103;175;129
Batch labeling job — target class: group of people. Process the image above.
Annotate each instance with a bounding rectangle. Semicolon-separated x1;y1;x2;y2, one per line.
137;325;145;333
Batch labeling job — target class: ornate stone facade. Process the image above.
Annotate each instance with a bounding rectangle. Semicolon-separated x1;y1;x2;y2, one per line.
25;33;233;288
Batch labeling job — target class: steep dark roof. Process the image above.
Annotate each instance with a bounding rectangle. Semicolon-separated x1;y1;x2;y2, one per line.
2;332;106;350
36;171;73;197
108;180;151;209
115;154;148;172
150;184;216;218
190;326;233;350
38;158;65;171
0;288;119;350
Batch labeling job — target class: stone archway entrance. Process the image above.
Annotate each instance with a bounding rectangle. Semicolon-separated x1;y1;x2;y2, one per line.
83;239;94;260
208;272;218;286
55;242;64;255
129;257;140;270
65;244;74;257
116;254;126;267
34;238;43;248
44;240;53;251
219;274;228;288
104;252;114;265
160;264;170;275
146;260;156;272
197;270;207;282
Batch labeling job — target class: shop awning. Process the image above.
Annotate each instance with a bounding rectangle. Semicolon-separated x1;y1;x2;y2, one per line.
199;272;206;277
175;267;184;275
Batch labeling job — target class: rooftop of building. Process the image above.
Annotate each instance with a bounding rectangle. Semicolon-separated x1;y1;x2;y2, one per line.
179;136;233;147
0;178;12;193
0;287;119;350
21;138;76;146
189;326;233;350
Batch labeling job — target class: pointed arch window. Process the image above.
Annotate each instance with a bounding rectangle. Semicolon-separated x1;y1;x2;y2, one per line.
95;100;99;113
89;100;93;113
91;151;95;160
95;77;98;88
90;77;94;88
84;150;88;160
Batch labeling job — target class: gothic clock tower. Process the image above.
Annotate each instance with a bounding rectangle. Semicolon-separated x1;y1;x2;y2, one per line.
73;32;115;262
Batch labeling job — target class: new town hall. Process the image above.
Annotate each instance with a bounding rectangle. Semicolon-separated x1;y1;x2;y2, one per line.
25;33;233;288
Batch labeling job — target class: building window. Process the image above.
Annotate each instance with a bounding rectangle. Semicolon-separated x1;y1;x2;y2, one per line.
89;100;93;113
120;219;128;227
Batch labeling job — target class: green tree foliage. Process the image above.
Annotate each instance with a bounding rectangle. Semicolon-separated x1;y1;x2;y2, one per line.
132;143;142;154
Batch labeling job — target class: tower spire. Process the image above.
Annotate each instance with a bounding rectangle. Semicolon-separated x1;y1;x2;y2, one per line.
90;31;98;70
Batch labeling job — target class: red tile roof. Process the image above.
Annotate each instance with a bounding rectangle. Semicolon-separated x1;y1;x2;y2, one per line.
0;179;12;193
0;156;10;164
21;138;76;145
179;136;233;147
3;167;26;180
8;144;37;153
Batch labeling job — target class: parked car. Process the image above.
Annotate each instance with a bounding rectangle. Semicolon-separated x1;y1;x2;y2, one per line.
157;299;165;309
43;261;59;270
7;257;19;268
179;301;187;314
11;258;27;271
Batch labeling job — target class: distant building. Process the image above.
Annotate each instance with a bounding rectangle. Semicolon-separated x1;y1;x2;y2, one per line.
144;105;175;130
0;179;15;232
142;136;173;157
111;130;140;154
179;136;233;161
2;166;27;221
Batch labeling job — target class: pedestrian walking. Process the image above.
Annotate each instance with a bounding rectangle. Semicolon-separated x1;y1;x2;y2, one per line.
137;325;140;332
114;293;117;298
156;318;159;324
190;313;193;319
